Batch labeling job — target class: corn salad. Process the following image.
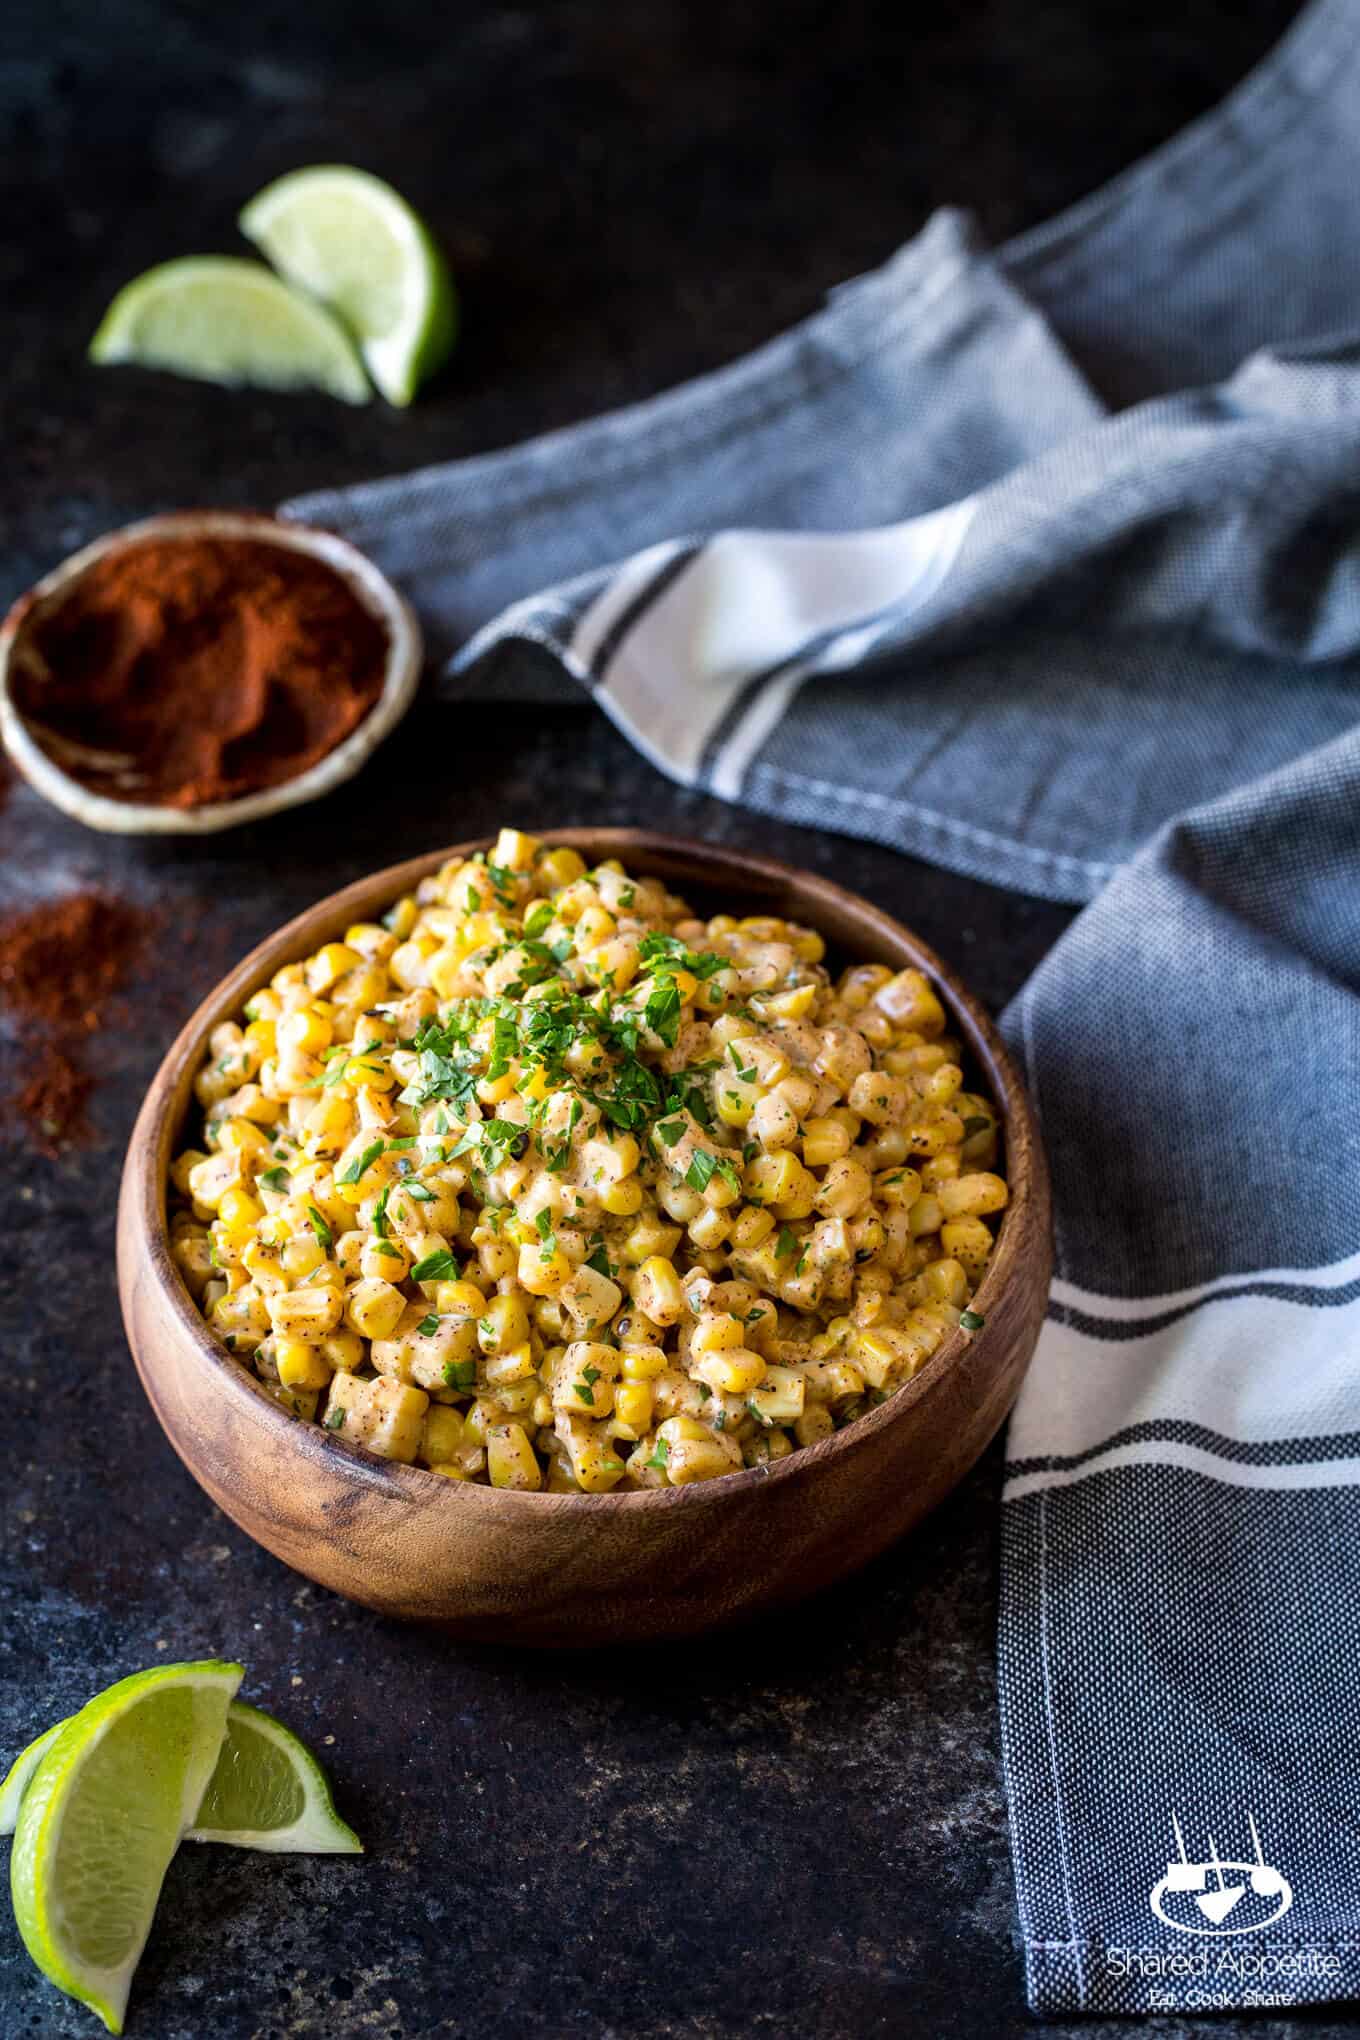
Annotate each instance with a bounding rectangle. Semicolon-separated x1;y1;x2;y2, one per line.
171;830;1008;1493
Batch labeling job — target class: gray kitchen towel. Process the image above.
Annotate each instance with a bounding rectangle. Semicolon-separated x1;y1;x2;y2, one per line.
287;0;1360;2013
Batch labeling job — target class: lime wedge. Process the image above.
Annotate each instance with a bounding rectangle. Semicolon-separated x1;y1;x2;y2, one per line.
3;1701;360;1855
0;1718;70;1833
187;1701;362;1854
89;257;370;404
240;165;456;406
9;1661;242;2034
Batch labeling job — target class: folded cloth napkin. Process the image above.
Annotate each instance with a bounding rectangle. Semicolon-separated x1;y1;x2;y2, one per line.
287;0;1360;2012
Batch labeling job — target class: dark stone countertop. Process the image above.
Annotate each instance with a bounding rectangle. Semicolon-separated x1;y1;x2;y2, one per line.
3;5;1339;2036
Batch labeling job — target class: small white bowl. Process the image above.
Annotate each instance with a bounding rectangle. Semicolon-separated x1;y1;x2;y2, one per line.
0;509;423;835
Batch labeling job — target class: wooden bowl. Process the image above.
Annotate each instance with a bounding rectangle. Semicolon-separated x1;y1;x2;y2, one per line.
0;509;422;835
117;831;1052;1645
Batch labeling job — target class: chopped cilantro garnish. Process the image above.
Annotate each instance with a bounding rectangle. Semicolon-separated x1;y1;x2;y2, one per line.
637;932;727;980
523;900;554;939
959;1309;986;1331
324;1407;346;1430
643;978;682;1046
775;1226;798;1260
258;1165;289;1193
412;1247;458;1283
645;1436;670;1469
443;1358;477;1390
416;1314;441;1337
585;1243;612;1278
543;1097;581;1173
450;1117;530;1168
685;1148;717;1193
307;1205;333;1251
338;1137;386;1186
655;1116;686;1148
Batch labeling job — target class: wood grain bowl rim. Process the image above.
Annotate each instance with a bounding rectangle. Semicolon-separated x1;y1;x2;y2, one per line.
0;509;423;836
124;829;1047;1522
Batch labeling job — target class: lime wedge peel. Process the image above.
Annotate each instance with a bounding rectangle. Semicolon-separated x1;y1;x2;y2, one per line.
0;1719;69;1834
89;256;370;405
187;1700;362;1855
240;164;457;406
9;1661;243;2035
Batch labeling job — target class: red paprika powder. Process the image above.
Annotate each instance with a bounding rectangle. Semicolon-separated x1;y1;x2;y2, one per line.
15;535;389;808
0;891;151;1153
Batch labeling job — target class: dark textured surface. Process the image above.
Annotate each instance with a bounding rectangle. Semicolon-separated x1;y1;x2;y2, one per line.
0;3;1337;2036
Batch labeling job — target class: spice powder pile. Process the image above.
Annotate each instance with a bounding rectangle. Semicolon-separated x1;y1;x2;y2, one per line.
0;893;149;1153
15;535;390;809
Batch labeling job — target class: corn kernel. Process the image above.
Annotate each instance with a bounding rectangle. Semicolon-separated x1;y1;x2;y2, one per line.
745;1151;817;1219
217;1185;263;1232
515;1241;567;1296
279;1006;333;1056
747;1366;806;1425
363;1377;429;1462
361;1235;411;1283
306;942;362;995
938;1171;1009;1219
484;1342;538;1386
874;967;946;1035
478;1292;530;1353
488;1423;543;1490
598;1176;644;1217
728;1206;775;1250
538;844;587;893
693;1347;765;1395
421;1404;466;1464
276;1336;334;1392
941;1216;994;1282
270;1284;343;1338
436;1279;489;1318
632;1256;685;1326
621;1344;667;1380
613;1381;655;1435
345;1278;408;1341
922;1256;969;1307
690;1311;746;1356
795;1404;835;1447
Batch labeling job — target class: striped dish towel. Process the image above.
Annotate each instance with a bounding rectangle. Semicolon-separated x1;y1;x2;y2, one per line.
288;0;1360;2011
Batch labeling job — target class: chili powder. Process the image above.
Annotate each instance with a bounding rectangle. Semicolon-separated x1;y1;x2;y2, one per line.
0;892;150;1153
15;534;389;808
